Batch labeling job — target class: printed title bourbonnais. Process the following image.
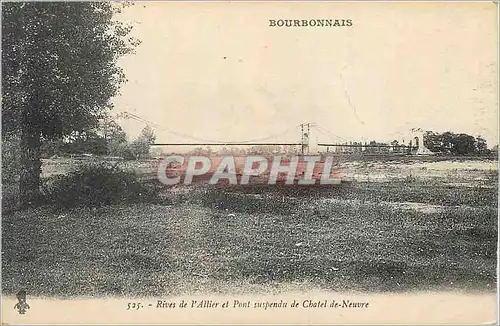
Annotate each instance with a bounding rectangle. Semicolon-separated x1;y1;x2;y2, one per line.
269;19;353;27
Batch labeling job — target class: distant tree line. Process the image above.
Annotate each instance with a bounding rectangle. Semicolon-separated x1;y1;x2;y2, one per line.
40;121;157;160
330;132;497;156
423;131;495;155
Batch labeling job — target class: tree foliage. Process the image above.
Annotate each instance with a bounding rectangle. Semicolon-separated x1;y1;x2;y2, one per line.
1;2;139;206
130;125;156;159
2;2;138;137
139;125;156;144
424;131;491;155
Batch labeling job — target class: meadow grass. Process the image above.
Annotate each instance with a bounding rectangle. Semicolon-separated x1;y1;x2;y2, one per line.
2;178;497;298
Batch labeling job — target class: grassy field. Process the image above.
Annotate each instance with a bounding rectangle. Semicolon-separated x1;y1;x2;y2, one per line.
1;158;498;298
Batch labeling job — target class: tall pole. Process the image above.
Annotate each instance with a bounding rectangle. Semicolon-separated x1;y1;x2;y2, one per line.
306;123;311;155
300;122;310;156
301;123;304;155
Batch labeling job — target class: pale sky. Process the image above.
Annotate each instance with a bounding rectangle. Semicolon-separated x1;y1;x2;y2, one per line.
111;2;498;151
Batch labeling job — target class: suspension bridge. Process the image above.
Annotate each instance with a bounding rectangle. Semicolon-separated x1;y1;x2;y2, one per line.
116;111;428;155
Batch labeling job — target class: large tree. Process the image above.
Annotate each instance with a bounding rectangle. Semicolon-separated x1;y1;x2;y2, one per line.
2;2;139;207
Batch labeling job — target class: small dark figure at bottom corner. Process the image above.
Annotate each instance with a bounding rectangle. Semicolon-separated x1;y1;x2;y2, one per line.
14;290;30;314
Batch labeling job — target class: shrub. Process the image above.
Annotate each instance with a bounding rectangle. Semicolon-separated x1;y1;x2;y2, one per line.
404;174;417;183
42;160;160;208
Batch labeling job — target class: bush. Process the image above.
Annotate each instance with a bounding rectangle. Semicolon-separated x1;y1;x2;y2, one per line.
42;161;160;208
404;174;417;183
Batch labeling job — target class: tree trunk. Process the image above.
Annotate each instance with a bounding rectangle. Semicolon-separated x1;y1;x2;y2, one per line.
19;124;42;208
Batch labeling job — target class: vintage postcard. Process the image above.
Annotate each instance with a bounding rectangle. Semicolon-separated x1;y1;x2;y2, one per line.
1;1;498;324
